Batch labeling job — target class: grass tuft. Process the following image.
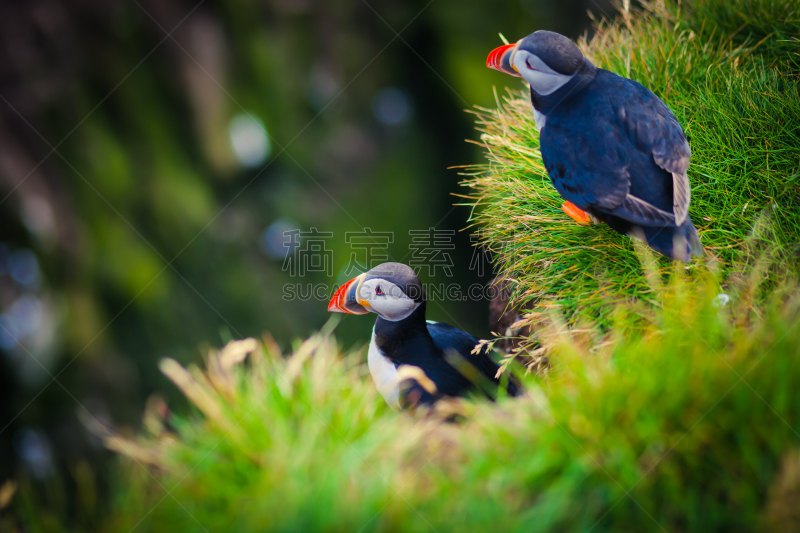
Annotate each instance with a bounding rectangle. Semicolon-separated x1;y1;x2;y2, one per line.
459;0;800;349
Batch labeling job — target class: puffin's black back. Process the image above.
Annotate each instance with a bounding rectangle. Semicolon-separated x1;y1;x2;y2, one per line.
373;304;522;403
427;321;523;397
538;69;701;259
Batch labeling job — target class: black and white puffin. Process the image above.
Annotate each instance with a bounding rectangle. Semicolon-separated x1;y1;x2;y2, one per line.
487;30;702;261
328;262;521;408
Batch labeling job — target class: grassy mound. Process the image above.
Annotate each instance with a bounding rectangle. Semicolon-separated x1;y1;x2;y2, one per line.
460;0;800;340
8;267;800;532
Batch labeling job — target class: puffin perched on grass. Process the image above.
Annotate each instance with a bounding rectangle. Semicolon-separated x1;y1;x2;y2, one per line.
487;30;702;261
329;262;521;408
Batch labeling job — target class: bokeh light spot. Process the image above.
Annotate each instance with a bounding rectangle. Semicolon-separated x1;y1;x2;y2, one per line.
8;249;40;288
0;315;20;350
372;87;413;126
14;428;54;479
11;295;43;336
260;219;301;260
229;114;270;168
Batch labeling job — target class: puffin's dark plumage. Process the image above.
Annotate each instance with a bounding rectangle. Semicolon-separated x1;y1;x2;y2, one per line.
488;31;702;261
329;262;521;408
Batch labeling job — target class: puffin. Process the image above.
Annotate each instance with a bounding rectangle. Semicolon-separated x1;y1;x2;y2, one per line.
487;30;702;261
328;262;522;408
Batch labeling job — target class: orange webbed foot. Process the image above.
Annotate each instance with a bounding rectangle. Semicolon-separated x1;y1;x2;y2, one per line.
561;201;592;225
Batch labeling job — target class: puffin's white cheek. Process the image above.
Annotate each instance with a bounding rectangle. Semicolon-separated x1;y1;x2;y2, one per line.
376;296;418;322
525;71;570;95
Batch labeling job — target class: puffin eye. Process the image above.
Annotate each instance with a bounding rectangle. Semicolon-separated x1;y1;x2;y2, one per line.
525;57;533;70
375;285;385;296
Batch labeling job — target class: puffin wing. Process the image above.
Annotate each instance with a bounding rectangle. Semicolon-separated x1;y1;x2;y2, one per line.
540;125;631;213
541;78;691;228
427;321;520;396
614;81;692;226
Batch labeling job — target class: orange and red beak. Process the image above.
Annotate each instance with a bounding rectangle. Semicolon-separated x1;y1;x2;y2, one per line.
328;273;370;315
487;41;522;77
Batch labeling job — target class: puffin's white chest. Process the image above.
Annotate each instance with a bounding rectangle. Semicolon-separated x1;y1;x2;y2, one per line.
368;328;400;410
533;108;547;133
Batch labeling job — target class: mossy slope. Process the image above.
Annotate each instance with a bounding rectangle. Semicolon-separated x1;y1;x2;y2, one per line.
461;0;800;332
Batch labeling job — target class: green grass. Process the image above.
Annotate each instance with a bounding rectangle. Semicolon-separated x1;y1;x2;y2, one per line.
459;0;800;344
9;262;800;532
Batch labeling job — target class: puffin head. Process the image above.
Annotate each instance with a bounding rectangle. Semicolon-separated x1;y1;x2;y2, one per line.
487;30;588;96
328;262;424;322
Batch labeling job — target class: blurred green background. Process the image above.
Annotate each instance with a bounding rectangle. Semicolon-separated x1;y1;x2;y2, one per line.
0;0;610;504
